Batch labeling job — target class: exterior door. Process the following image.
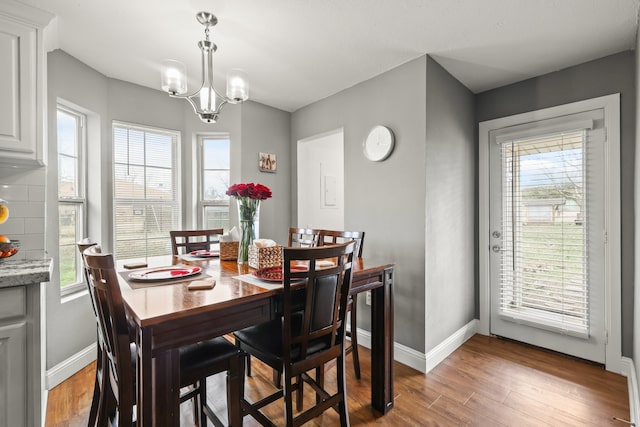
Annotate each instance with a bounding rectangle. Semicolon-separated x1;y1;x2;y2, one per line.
488;109;608;363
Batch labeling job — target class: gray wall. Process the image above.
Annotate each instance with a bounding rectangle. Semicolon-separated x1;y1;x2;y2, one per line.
291;55;477;354
44;49;290;370
425;57;476;349
46;50;109;368
292;56;428;351
240;101;291;242
476;51;636;357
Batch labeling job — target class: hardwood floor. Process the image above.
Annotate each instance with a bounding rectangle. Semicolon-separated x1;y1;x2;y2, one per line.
45;334;630;426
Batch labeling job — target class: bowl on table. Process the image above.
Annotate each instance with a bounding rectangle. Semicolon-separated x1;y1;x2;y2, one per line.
0;240;19;260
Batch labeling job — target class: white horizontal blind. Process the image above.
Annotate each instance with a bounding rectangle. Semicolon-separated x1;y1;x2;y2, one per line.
499;128;590;337
113;123;180;259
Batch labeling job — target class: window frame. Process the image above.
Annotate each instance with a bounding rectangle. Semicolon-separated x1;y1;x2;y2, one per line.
57;104;87;296
112;121;181;260
198;133;231;231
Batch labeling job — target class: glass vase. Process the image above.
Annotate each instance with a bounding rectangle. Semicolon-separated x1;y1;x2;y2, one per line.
237;198;260;264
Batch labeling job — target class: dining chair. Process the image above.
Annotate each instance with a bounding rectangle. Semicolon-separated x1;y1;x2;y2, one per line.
82;245;245;426
170;228;223;255
76;240;104;427
243;227;323;380
234;242;356;426
317;230;365;379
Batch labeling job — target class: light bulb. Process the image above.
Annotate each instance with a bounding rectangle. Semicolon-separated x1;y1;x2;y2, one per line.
199;87;216;112
161;60;187;95
226;69;249;101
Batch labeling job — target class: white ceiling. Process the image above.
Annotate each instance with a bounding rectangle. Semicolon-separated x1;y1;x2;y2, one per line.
14;0;640;113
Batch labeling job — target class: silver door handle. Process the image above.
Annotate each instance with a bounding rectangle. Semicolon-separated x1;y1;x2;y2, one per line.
492;245;502;253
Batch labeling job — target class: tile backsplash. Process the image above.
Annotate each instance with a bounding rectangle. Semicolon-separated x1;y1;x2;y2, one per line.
0;166;47;260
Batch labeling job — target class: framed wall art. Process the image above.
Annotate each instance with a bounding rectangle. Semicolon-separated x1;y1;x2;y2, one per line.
259;152;277;172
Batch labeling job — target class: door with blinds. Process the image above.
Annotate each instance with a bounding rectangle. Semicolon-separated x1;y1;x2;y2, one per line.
488;109;606;363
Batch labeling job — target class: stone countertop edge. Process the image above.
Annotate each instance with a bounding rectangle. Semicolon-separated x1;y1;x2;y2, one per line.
0;258;53;288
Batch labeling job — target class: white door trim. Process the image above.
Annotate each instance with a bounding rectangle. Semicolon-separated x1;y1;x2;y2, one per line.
478;93;622;373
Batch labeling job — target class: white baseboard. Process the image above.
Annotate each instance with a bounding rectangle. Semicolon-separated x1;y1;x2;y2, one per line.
621;357;639;425
41;389;48;427
46;342;97;390
49;321;478;389
355;328;427;373
353;319;479;374
425;319;479;373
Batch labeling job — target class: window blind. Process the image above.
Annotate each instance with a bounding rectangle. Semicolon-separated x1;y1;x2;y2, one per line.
113;123;180;259
499;128;592;338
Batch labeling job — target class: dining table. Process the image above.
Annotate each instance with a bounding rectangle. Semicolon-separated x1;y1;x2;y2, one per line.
116;253;395;426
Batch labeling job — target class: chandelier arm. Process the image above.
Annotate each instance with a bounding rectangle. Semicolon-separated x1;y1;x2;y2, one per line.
170;92;230;118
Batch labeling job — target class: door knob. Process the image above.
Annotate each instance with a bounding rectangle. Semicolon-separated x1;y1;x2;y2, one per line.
492;245;502;253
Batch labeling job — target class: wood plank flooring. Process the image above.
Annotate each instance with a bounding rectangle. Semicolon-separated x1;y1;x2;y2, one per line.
45;334;630;426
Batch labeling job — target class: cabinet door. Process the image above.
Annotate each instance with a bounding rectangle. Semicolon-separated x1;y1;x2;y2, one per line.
0;322;27;427
0;17;38;164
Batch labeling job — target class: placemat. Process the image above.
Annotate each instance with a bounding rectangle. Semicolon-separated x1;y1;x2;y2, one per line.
234;274;283;291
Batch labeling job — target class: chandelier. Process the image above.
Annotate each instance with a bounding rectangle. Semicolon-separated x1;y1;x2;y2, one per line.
160;11;249;123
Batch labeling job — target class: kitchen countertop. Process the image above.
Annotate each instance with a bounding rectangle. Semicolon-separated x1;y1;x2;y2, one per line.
0;257;53;288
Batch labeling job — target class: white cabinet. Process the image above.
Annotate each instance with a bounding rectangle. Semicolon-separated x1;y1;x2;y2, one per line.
0;321;27;427
0;258;50;427
0;1;52;166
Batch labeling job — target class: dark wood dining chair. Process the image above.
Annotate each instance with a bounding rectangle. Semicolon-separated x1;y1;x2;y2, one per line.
234;242;356;426
170;228;223;255
317;230;365;379
243;227;323;381
76;240;104;427
82;245;245;426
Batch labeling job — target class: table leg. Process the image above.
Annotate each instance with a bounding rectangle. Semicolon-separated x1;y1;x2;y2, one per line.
153;349;180;427
137;327;152;426
370;267;394;414
137;328;181;426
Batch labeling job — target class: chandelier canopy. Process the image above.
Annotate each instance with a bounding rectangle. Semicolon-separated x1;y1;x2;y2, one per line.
160;11;249;123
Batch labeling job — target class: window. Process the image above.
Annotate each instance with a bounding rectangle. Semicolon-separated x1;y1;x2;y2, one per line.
113;122;180;259
499;129;590;335
199;135;231;231
57;105;86;294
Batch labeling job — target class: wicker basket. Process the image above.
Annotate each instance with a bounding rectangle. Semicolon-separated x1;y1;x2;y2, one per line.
219;241;239;261
248;245;283;269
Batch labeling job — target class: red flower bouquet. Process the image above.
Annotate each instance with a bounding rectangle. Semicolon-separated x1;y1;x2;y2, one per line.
226;183;272;263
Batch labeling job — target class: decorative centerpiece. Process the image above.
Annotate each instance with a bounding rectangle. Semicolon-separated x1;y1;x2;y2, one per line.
226;183;272;264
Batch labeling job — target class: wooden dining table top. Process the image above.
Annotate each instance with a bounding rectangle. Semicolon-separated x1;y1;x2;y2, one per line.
117;254;393;329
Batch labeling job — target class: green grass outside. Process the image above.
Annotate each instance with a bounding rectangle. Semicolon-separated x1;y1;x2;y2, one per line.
507;222;586;317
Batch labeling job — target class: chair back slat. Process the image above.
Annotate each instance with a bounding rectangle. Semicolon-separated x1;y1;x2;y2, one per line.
170;229;223;255
318;229;365;257
77;240;99;315
287;227;321;248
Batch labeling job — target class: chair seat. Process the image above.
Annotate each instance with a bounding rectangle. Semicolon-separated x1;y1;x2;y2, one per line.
179;337;240;385
234;315;330;368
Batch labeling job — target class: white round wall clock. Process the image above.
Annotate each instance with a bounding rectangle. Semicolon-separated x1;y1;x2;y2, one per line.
363;125;395;162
